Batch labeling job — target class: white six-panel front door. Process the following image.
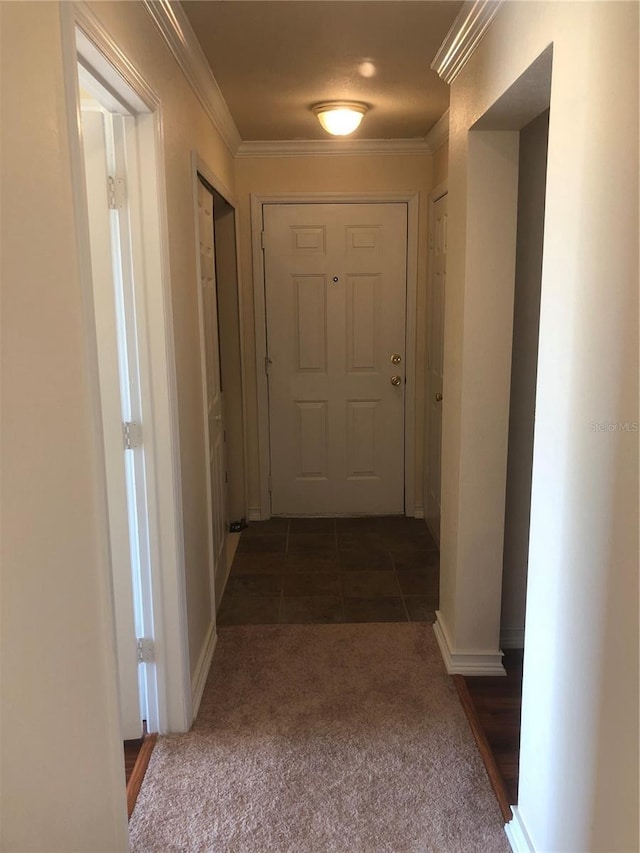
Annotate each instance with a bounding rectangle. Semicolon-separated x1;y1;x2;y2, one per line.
264;203;407;516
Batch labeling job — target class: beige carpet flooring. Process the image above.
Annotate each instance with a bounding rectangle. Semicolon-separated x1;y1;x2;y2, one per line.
129;624;510;852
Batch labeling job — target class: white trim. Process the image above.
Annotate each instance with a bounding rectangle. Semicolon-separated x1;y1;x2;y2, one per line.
425;110;450;153
237;138;432;158
430;180;449;205
190;623;218;722
191;149;237;209
141;0;241;155
192;152;250;530
414;505;425;520
423;180;448;537
433;611;506;675
431;0;505;85
250;195;273;519
505;807;537;853
59;10;131;847
63;1;193;734
251;192;420;520
191;153;219;649
217;531;241;609
500;627;525;649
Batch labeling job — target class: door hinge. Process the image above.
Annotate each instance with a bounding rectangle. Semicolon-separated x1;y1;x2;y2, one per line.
264;355;272;375
137;637;154;664
107;175;127;210
267;475;272;492
260;230;266;250
123;421;142;450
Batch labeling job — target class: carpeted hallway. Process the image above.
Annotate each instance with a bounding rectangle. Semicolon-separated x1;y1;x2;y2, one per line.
129;623;510;852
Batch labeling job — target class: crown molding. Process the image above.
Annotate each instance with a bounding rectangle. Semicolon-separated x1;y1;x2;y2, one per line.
431;0;504;85
141;0;241;155
236;138;432;159
425;109;449;152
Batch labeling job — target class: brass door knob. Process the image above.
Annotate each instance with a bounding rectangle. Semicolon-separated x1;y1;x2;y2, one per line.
390;375;402;387
434;392;443;402
390;353;402;364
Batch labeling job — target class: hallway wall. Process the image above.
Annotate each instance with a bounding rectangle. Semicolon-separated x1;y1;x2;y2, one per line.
432;143;448;187
1;2;235;849
440;2;638;850
234;152;435;518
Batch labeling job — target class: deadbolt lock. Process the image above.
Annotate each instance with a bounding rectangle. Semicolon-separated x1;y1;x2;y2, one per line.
390;354;402;364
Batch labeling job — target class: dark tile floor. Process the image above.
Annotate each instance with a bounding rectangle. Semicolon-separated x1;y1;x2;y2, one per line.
218;516;439;626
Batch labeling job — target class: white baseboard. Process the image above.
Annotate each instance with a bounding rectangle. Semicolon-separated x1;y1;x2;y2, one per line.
413;505;425;519
433;611;506;676
247;506;263;522
190;622;217;723
505;807;536;852
500;627;525;649
215;532;241;610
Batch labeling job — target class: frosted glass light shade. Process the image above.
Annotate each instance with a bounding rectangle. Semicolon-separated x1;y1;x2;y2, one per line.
313;102;368;136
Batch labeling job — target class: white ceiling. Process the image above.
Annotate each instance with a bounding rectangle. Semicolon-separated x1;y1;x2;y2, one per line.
180;1;463;142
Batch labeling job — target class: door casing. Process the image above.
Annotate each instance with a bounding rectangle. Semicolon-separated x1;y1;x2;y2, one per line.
62;2;192;734
424;180;448;543
251;192;420;519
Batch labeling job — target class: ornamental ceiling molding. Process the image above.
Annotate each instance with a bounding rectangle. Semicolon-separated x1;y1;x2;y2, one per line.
431;0;505;85
425;109;449;152
141;0;460;159
236;138;432;158
141;0;241;155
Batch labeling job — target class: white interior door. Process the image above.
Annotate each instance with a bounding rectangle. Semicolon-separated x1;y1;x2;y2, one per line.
263;202;407;516
197;178;227;584
425;192;447;539
81;108;142;740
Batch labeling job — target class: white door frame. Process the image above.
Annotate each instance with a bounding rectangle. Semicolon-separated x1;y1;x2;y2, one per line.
191;151;249;545
61;2;192;733
424;179;448;543
251;192;419;519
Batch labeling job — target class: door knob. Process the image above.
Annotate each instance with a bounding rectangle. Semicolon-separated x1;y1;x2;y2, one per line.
390;375;402;387
390;353;402;364
434;392;443;402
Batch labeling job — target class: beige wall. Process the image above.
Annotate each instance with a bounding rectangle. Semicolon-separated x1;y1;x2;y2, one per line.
1;4;128;849
441;2;638;850
234;153;434;516
1;1;235;848
432;143;449;187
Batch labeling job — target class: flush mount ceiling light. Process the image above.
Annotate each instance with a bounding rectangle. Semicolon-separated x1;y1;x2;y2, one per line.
312;101;368;136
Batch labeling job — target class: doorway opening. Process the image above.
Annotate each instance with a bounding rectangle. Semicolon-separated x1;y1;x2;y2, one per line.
451;46;552;822
66;16;192;743
192;158;248;613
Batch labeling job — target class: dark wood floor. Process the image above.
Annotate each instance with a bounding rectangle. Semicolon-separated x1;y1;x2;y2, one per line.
124;736;144;786
218;516;440;625
454;649;524;822
124;727;157;819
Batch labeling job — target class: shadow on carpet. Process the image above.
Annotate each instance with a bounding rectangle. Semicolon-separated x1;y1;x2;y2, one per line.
129;623;510;853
